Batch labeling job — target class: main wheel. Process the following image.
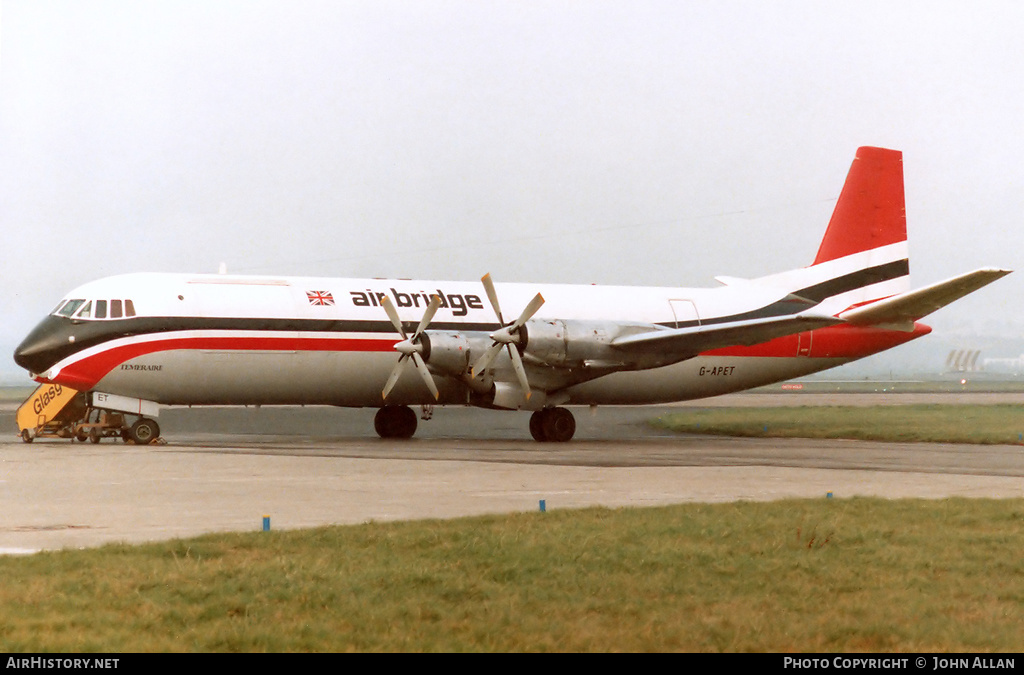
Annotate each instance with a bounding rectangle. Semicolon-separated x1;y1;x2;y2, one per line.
130;418;160;444
530;408;576;442
529;411;548;442
541;407;576;443
374;405;417;439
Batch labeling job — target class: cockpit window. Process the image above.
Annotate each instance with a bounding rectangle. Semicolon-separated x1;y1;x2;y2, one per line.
52;298;135;320
56;299;86;317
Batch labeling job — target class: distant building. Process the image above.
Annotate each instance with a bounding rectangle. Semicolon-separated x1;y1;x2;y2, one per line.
981;355;1024;375
946;349;982;372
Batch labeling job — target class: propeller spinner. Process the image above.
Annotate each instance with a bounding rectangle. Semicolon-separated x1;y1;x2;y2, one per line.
381;294;442;401
471;274;545;399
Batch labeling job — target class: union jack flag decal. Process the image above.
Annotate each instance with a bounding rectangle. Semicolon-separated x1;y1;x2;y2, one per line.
306;290;335;306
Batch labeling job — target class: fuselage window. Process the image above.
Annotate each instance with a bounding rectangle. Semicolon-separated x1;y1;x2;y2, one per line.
56;299;85;318
125;299;136;317
110;299;123;319
95;300;108;319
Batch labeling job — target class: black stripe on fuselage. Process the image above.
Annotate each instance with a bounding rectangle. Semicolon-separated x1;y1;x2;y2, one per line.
16;259;909;373
663;258;910;329
795;259;909;304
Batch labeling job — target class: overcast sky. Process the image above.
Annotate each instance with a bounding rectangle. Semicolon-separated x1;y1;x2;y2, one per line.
1;1;1021;382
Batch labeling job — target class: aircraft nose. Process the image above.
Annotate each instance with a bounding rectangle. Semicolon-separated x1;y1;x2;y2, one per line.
14;336;52;375
13;316;70;375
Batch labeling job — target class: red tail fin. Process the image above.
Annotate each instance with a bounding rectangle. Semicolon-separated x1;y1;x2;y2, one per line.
813;147;906;265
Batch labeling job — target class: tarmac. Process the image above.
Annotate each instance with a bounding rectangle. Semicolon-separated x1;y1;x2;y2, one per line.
1;391;1023;553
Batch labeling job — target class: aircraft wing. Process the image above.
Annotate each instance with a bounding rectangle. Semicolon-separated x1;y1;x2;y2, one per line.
839;267;1011;331
610;311;842;355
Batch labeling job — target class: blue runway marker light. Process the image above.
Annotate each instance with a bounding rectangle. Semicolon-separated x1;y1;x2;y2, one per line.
826;492;833;499
262;515;270;531
539;499;546;512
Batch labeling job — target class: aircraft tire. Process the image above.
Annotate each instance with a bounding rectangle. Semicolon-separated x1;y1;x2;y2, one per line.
529;411;548;442
537;407;576;443
374;405;417;439
130;418;160;445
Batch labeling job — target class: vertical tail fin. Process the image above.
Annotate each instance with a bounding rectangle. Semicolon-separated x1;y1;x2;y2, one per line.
752;147;911;312
814;146;907;265
752;148;1007;329
807;146;911;310
819;149;1010;328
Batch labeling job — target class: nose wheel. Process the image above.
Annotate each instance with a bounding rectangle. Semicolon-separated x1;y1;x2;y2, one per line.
529;407;576;443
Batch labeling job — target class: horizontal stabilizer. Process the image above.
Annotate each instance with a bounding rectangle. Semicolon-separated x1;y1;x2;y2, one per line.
839;267;1011;330
611;312;842;356
714;276;752;286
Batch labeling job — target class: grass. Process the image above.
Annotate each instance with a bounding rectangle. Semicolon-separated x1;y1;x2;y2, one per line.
0;498;1022;652
652;404;1024;445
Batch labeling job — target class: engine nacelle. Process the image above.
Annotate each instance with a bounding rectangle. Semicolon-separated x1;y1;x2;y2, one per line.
521;319;622;367
519;319;678;371
419;331;495;386
417;331;472;376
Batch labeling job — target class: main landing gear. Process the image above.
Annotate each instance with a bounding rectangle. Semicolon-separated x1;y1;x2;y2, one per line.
529;407;576;443
374;405;419;439
373;404;577;442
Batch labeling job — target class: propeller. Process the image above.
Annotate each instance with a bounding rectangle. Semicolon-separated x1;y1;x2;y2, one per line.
381;294;442;401
471;274;545;399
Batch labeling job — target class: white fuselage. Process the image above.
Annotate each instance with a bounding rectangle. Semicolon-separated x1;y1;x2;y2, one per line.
21;271;925;410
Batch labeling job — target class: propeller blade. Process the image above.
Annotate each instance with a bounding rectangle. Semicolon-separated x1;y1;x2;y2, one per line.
380;296;407;338
412;295;442;339
471;341;504;378
480;273;504;324
411;352;440;400
506;345;532;400
511;292;545;329
471;276;544;386
381;294;442;400
382;355;408;400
